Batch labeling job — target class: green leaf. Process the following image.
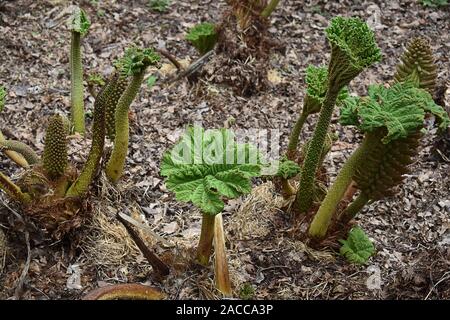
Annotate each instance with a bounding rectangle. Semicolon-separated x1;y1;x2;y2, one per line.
161;126;262;214
115;47;161;76
0;86;6;113
149;0;171;12
275;158;300;179
339;226;375;265
186;22;218;55
147;75;158;89
70;7;90;36
339;95;361;126
341;82;448;143
304;65;349;115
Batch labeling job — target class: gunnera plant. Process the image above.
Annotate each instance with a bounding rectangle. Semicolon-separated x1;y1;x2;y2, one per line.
0;46;159;238
69;6;90;134
161;126;262;294
278;18;449;246
105;47;160;183
295;16;382;214
186;22;218;55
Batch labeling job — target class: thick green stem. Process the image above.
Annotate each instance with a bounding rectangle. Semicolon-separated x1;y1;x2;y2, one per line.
70;32;85;134
65;76;115;197
197;213;216;266
106;72;145;183
339;193;370;225
286;110;308;161
0;171;31;204
295;89;339;213
308;136;372;238
261;0;280;18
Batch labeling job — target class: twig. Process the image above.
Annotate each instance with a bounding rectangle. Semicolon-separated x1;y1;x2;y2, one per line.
117;213;170;277
156;48;182;71
166;50;215;84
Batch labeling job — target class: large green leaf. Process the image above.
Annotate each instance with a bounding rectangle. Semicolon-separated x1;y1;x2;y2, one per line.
340;82;449;143
161;127;262;214
339;227;375;265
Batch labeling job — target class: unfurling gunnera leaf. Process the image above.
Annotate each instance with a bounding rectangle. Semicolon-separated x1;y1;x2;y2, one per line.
275;158;300;179
340;82;450;143
185;22;218;55
161;127;262;214
0;85;6;112
304;65;349;114
339;226;375;265
114;47;161;76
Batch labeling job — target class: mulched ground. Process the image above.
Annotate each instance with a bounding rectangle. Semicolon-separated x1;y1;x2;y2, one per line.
0;0;449;300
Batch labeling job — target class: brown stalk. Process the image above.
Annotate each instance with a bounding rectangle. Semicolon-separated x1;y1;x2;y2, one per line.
213;213;232;297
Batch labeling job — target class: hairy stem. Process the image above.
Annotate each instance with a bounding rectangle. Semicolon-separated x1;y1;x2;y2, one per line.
0;140;39;165
197;213;215;266
286;110;308;161
308;135;373;238
295;89;339;213
261;0;280;18
0;171;31;203
339;193;370;225
70;32;85;134
106;71;145;183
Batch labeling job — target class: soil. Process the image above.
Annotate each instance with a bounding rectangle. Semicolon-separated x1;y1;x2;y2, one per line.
0;0;449;300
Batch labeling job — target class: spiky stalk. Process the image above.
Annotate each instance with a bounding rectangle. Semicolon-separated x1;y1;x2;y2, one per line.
69;7;90;134
394;37;437;95
105;47;160;183
0;171;31;203
295;17;381;213
105;76;129;140
43;115;68;179
308;134;374;238
105;71;145;182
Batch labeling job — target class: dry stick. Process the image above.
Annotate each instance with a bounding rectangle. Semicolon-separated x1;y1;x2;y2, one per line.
156;48;182;71
213;213;232;297
117;212;172;247
117;213;170;277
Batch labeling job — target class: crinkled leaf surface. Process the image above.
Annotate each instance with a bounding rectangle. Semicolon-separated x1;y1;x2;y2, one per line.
70;7;90;35
339;227;375;265
161;127;262;214
275;158;300;179
340;82;449;143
